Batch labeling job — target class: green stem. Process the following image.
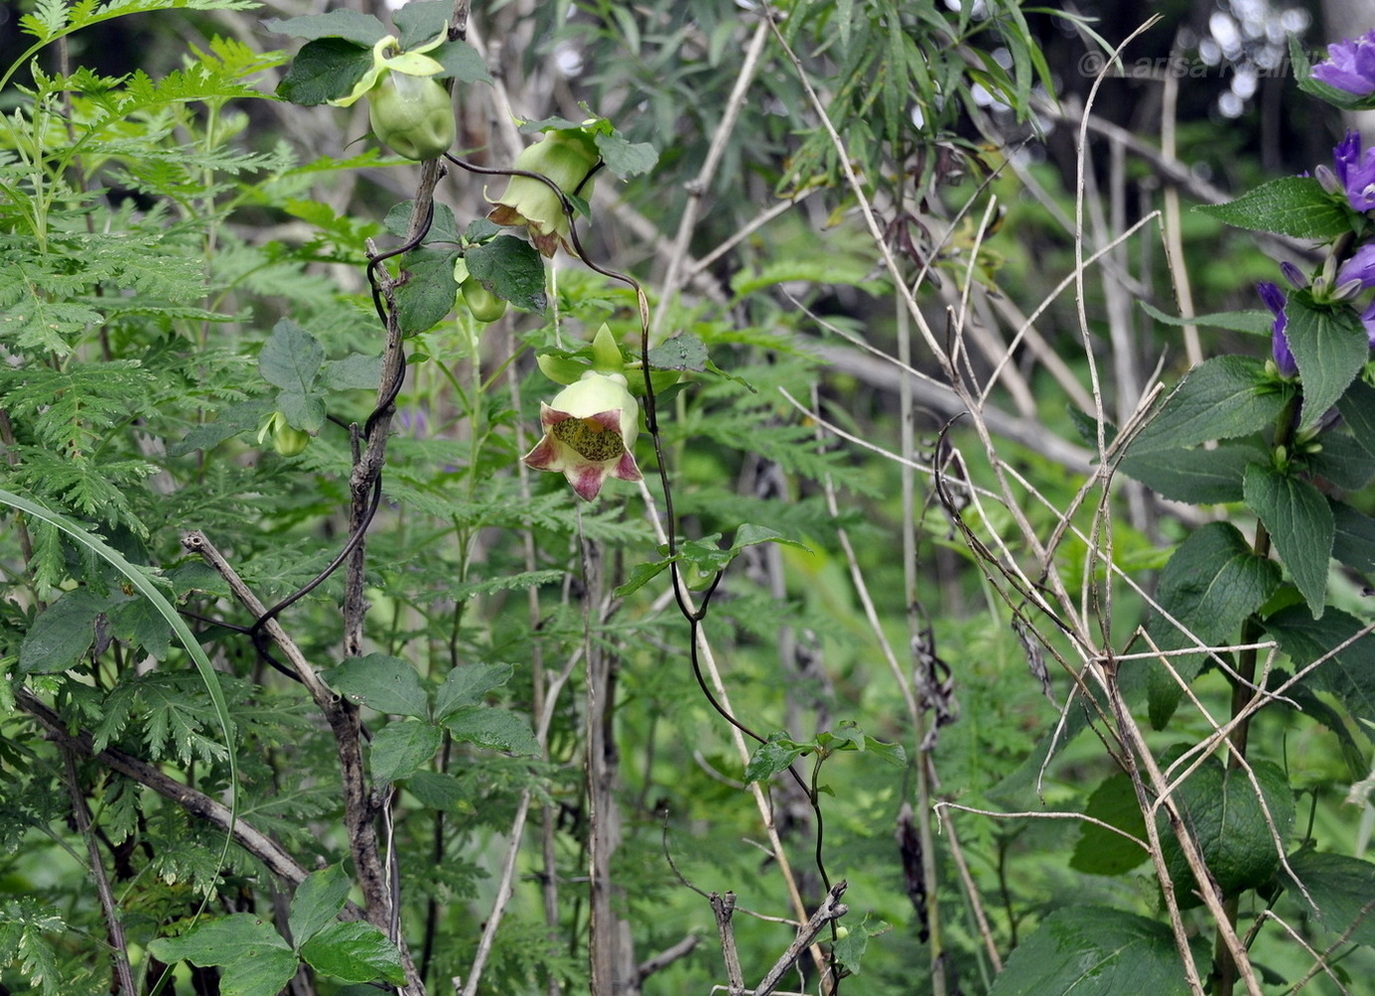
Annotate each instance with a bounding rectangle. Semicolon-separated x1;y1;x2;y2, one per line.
1213;390;1299;996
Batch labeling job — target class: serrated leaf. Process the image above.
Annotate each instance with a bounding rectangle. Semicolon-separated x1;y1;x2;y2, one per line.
647;333;708;372
1330;500;1375;577
744;734;810;783
288;864;351;948
1195;176;1353;239
402;770;469;810
1337;376;1375;461
322;654;429;718
383;199;461;243
1129;356;1290;454
463;235;547;314
1285;296;1368;430
277;37;374;106
263;11;388;46
1243;463;1333;617
299;921;406;984
1265;605;1375;721
1071;772;1149;875
1283;849;1375;947
392;0;448;48
18;589;113;674
259;318;324;394
396;246;460;335
170;400;274;457
148;915;297;996
370;719;443;785
593;131;658;179
1158;754;1294;908
987;906;1198;996
1117;442;1257;504
431;39;491;84
433;663;515;720
441;706;539;756
732;522;812;555
1138;302;1272;337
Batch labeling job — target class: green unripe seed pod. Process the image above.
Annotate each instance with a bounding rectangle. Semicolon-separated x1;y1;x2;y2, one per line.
367;72;455;161
461;278;508;323
272;422;311;457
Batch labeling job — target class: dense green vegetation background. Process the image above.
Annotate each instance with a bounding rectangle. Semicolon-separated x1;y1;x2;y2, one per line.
6;1;1375;995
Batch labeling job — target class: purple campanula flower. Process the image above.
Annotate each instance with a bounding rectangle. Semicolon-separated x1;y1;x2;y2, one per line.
1338;243;1375;292
1259;281;1297;378
1313;30;1375;96
1333;131;1375;212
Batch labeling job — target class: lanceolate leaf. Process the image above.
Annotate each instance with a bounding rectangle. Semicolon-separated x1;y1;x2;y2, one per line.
987;906;1199;995
1265;605;1375;721
1284;295;1368;430
1243;463;1333;618
1117;442;1258;504
1195;175;1353;240
1128;356;1290;454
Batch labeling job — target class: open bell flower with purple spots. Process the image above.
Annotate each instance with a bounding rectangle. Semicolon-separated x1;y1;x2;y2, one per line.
522;371;642;501
1313;30;1375;96
1258;281;1297;378
1333;131;1375;212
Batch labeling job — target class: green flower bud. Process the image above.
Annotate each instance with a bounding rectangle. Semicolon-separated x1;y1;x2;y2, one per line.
487;128;601;256
367;72;455;161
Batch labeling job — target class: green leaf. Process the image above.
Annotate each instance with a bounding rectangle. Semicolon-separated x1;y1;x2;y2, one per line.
832;913;889;977
1158;754;1295;907
1285;296;1368;430
433;662;515;721
276;37;375;106
300;921;406;985
263;11;388;46
1070;772;1149;875
744;734;810;783
1117;442;1257;504
321;354;383;391
402;770;469;810
987;906;1199;995
1330;500;1375;577
148;915;297;996
431;40;492;84
1265;605;1375;721
1243;463;1333;618
396;246;459;335
18;589;112;674
1144;521;1282;726
441;706;540;756
1139;301;1272;336
1195;176;1353;240
1128;356;1290;454
259;318;327;432
370;719;443;785
383;199;461;244
732;522;813;555
647;333;709;372
464;235;547;314
1337;376;1375;462
322;654;430;718
593;131;658;179
613;557;673;598
1283;849;1375;947
287;864;351;948
392;0;448;48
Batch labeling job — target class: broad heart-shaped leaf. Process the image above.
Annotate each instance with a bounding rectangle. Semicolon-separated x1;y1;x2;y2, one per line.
299;921;406;985
321;654;429;718
1265;605;1375;721
987;906;1199;996
259;318;327;432
395;246;459;335
1127;356;1290;455
383;199;461;244
148;915;297;996
321;354;383;391
647;333;709;372
1282;849;1375;947
262;11;388;46
431;39;492;85
593;131;659;179
1145;521;1281;727
463;235;547;314
1195;175;1353;240
1116;441;1259;505
276;37;374;107
744;734;811;783
1158;755;1294;909
1285;295;1368;430
369;718;443;785
287;864;350;949
433;662;515;722
1070;772;1149;875
18;588;117;674
441;706;540;756
1243;463;1333;618
1337;376;1375;462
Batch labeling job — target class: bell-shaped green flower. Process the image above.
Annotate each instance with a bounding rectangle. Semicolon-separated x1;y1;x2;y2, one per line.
522;371;641;501
488;127;601;257
366;70;454;161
